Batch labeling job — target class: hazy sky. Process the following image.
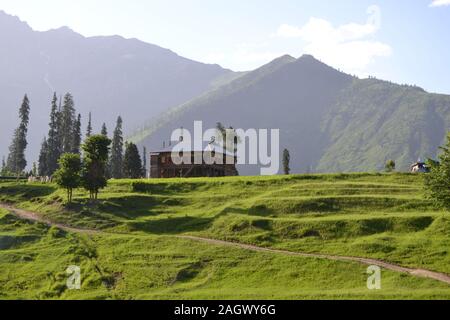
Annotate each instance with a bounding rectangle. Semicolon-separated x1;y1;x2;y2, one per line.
0;0;449;94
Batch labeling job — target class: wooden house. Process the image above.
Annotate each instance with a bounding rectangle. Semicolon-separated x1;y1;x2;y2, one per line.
149;142;238;178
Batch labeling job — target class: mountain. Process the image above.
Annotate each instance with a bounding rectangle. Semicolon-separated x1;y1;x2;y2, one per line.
0;10;235;165
131;55;450;175
317;79;450;172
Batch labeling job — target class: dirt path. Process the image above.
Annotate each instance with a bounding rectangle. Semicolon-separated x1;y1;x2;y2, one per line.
0;204;99;235
179;236;450;285
2;203;450;285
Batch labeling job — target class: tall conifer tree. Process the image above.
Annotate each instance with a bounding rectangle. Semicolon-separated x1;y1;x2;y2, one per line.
110;116;124;179
1;156;6;176
72;114;82;154
61;93;76;153
101;123;108;136
47;93;62;175
123;142;142;179
282;149;291;175
100;123;110;177
7;95;30;176
86;112;92;138
38;137;49;176
142;146;147;178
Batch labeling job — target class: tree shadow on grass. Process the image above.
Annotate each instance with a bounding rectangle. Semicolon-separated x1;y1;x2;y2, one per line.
216;206;250;217
0;184;57;200
0;235;41;250
128;216;214;234
93;195;176;219
216;206;279;219
132;181;205;195
248;205;276;217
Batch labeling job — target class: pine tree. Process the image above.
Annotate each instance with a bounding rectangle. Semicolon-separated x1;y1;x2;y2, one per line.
56;95;64;156
142;146;147;178
47;93;62;175
7;131;18;173
38;137;49;176
282;149;291;175
86;112;92;138
32;162;37;177
101;123;108;136
7;95;30;176
123;142;142;179
1;156;7;176
72;114;82;154
100;123;110;177
110;116;124;179
61;93;76;153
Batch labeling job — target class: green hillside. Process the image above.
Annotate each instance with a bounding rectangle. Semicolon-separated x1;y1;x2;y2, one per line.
129;55;450;174
318;79;450;172
1;174;449;299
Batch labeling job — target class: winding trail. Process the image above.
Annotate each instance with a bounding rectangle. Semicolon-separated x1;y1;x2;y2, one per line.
2;203;450;285
0;204;99;235
179;235;450;285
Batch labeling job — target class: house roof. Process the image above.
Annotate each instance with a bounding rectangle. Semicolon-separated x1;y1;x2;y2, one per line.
150;142;235;157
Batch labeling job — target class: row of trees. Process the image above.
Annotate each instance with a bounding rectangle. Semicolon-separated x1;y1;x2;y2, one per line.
38;93;81;177
35;93;147;180
2;93;148;201
54;134;147;203
54;136;147;202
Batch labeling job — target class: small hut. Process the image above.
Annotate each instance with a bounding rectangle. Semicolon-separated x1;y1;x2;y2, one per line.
410;161;429;173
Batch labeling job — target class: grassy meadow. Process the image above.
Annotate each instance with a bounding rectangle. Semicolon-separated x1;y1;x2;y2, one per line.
0;173;449;299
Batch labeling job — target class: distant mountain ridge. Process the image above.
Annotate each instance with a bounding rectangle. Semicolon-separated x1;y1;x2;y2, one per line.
2;10;449;174
0;10;234;164
131;55;450;174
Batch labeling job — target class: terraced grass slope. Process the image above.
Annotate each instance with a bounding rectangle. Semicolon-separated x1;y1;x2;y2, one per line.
0;173;449;299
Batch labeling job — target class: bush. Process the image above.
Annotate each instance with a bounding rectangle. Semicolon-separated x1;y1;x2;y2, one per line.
425;132;450;209
53;153;81;203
